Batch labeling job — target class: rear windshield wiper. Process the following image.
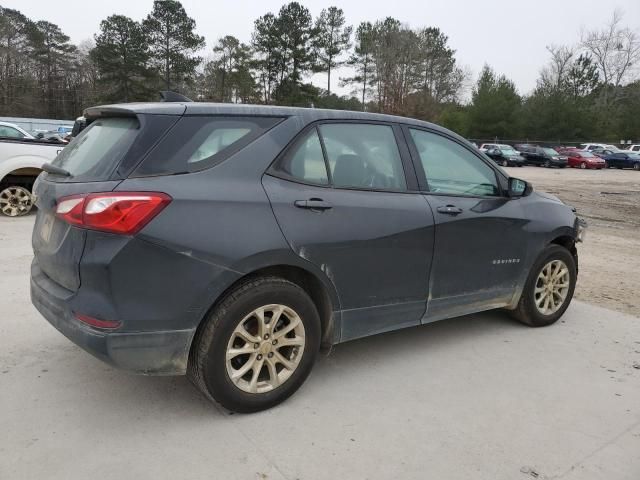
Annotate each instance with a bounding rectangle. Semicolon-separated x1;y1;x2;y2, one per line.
42;163;71;177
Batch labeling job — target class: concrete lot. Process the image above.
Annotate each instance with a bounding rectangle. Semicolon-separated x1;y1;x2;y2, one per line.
1;198;640;479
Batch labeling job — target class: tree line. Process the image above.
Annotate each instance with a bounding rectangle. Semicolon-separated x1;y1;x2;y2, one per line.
0;1;638;142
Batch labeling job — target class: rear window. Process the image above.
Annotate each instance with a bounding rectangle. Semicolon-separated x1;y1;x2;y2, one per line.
51;117;140;181
133;116;282;176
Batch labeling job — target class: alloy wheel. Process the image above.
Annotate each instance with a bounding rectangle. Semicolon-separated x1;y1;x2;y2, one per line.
226;304;305;394
0;187;33;217
580;162;586;169
534;259;570;315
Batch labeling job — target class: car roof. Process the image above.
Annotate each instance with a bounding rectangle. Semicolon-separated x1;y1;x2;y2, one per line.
83;101;464;138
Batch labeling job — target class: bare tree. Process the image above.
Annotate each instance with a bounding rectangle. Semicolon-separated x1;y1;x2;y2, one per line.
539;44;575;90
581;10;640;88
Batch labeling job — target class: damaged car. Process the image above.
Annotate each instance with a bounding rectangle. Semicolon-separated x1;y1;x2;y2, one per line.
31;100;585;412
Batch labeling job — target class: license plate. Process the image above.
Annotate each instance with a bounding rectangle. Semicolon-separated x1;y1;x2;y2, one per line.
40;213;54;243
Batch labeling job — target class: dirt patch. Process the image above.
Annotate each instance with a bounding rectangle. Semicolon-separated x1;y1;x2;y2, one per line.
506;166;640;317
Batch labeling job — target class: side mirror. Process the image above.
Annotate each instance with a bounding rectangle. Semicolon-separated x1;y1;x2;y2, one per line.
508;177;532;198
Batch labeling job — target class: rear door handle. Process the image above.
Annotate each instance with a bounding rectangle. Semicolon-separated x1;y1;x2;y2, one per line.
294;199;333;210
437;205;463;215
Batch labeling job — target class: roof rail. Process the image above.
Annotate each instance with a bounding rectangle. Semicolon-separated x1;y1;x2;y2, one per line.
160;91;193;103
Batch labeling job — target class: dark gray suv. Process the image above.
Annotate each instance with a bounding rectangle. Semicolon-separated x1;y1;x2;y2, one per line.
31;102;584;412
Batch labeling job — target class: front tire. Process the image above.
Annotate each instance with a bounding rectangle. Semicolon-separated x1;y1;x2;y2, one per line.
511;245;577;327
188;277;321;413
502;159;508;167
0;186;33;217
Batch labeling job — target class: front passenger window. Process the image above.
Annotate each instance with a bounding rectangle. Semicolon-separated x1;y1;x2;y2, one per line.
409;129;500;197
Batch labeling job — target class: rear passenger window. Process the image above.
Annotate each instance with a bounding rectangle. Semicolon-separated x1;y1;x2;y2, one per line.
134;116;282;176
272;128;329;185
318;123;406;190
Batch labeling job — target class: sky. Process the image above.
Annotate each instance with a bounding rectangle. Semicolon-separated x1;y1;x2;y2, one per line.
3;0;640;98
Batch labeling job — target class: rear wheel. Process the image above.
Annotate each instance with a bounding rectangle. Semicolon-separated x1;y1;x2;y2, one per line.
510;245;576;327
188;276;321;413
634;163;640;171
0;186;33;217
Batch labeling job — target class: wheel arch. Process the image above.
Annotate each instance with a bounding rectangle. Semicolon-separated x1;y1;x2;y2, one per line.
550;234;578;274
190;260;341;361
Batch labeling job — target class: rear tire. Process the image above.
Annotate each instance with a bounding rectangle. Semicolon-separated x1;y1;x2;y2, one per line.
188;276;321;413
634;163;640;171
510;245;577;327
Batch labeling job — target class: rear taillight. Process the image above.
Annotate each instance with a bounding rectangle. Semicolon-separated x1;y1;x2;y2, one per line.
56;192;171;235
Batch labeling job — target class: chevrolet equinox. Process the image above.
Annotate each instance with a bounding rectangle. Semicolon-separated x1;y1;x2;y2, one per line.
31;102;584;412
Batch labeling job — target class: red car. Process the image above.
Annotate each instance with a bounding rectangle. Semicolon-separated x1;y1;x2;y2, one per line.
560;149;606;169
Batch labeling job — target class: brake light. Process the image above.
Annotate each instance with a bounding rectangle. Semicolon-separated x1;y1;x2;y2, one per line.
56;192;171;235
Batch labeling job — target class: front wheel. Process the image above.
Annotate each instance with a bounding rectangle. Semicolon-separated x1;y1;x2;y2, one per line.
634;163;640;171
502;159;508;167
510;245;577;327
544;160;551;168
580;162;586;169
188;276;321;413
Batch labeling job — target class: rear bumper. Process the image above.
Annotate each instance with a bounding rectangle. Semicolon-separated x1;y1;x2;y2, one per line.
30;260;193;375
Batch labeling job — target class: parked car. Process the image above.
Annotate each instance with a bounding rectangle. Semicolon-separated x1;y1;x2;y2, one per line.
484;144;525;167
601;151;640;170
0;121;35;139
626;144;640;153
558;149;606;169
31;100;585;412
478;143;499;153
0;137;63;216
515;144;568;168
579;143;621;152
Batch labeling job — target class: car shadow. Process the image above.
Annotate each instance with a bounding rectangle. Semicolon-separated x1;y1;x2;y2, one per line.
46;309;523;419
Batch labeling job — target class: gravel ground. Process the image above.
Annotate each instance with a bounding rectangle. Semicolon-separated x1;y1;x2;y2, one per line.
505;165;640;317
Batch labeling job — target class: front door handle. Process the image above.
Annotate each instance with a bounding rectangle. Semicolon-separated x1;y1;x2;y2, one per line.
294;199;333;211
437;205;463;215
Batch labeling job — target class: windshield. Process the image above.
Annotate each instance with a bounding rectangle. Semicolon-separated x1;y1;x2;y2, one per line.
578;151;596;158
543;148;559;156
52;117;140;181
500;147;518;155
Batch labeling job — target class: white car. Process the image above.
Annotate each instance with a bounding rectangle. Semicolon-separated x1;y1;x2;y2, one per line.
0;121;35;140
626;144;640;153
579;143;622;152
0;137;63;216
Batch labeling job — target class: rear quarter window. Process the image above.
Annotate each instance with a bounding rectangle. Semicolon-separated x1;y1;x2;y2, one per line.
134;116;282;176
